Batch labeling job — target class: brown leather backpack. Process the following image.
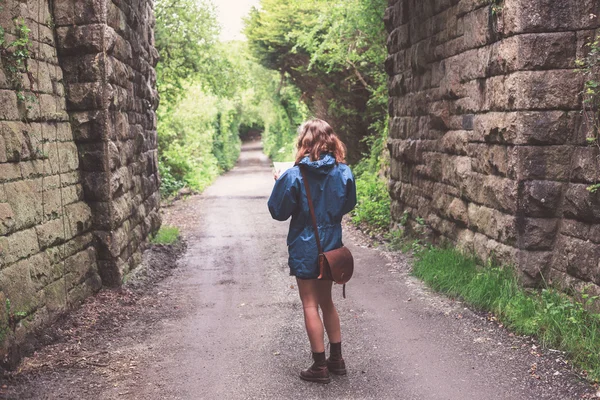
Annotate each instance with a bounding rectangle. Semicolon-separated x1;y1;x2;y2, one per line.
299;165;354;297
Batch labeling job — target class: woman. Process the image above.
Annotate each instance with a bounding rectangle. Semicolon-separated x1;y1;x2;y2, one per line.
268;119;357;384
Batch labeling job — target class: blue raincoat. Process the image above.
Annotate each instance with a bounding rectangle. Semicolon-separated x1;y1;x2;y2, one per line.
268;154;357;279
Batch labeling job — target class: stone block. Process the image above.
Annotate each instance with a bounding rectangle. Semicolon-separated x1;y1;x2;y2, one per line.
461;6;491;49
439;130;469;155
74;0;107;25
387;24;410;54
485;71;582;111
60;54;106;84
455;228;475;253
447;197;469;225
112;192;134;227
502;0;599;35
473;111;581;145
42;278;67;312
108;29;133;62
65;82;110;111
87;201;111;229
560;219;592;242
67;272;102;305
0;202;16;236
488;33;577;75
0;163;22;183
4;180;43;229
467;203;517;245
78;142;109;172
1;121;28;162
571;146;600;184
516;146;574;181
0;91;19;121
6;227;40;263
517;217;558;250
518;180;564;218
552;234;600;283
28;251;62;291
0;134;7;163
441;155;471;186
107;1;127;34
64;201;93;237
81;171;111;201
70;110;110;142
469;144;517;178
108;140;120;170
55;123;73;142
35;217;67;249
516;250;553;285
38;94;60;120
472;232;518;267
47;142;79;173
111;165;133;196
460;173;518;214
564;183;600;222
64;247;97;289
31;61;54;94
56;24;106;56
45;232;93;265
0;259;40;315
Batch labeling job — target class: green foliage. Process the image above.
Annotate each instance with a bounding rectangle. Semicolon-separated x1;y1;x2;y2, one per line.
0;17;32;100
351;168;390;232
490;0;503;16
413;247;600;382
154;0;219;107
151;226;180;245
246;0;391;231
259;82;308;162
245;0;389;164
576;33;600;194
154;2;257;197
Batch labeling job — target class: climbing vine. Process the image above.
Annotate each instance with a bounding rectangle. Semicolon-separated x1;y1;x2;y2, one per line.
576;33;600;193
0;16;33;101
490;0;503;16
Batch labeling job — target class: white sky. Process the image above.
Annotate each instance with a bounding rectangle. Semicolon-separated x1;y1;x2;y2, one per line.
214;0;262;42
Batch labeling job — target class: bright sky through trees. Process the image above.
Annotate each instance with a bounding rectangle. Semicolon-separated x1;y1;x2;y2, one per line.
215;0;261;41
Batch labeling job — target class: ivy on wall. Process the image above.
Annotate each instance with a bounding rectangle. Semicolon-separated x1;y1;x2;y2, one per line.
0;14;33;101
576;33;600;193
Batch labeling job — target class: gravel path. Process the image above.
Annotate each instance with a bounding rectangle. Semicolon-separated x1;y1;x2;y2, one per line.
3;141;595;399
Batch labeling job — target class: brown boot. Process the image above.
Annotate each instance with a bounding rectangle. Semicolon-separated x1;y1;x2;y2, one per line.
327;342;347;375
300;352;331;384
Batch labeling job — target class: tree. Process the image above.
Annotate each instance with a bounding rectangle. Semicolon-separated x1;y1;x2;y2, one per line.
244;0;388;164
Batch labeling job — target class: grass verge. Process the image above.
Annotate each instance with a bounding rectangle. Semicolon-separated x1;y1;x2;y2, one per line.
150;226;180;245
412;247;600;382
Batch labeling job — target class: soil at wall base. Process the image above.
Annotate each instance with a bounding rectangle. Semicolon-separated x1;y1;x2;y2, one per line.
0;239;186;399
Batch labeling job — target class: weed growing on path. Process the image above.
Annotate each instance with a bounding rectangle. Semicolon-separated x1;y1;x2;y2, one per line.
151;225;180;245
413;247;600;382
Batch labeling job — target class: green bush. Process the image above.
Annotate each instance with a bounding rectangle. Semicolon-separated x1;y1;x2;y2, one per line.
351;170;390;231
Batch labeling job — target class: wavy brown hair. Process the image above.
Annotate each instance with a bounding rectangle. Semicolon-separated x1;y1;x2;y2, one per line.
295;119;347;164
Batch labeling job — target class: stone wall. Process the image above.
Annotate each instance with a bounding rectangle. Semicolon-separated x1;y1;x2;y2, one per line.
385;0;600;290
54;0;161;285
0;0;159;366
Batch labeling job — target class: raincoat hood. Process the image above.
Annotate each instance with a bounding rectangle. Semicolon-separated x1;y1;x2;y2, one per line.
297;153;336;174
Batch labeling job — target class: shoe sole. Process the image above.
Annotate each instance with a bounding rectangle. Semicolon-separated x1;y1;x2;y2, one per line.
329;368;347;376
299;374;331;384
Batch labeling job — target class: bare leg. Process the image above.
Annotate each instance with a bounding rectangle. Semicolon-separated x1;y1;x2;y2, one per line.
296;278;325;353
315;280;341;344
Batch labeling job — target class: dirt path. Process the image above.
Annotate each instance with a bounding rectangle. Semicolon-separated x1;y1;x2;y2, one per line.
3;141;596;399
